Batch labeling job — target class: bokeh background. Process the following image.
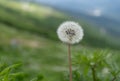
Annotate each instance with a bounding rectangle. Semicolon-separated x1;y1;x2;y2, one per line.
0;0;120;81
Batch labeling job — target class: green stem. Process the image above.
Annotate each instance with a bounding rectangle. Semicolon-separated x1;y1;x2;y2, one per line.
68;44;72;81
91;66;96;81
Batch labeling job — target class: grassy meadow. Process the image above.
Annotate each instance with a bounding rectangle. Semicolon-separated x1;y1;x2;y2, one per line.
0;0;120;81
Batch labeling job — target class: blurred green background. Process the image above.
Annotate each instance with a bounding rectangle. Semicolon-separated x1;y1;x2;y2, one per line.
0;0;120;81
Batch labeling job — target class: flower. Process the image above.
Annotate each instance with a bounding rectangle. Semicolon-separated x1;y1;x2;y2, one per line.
57;21;84;44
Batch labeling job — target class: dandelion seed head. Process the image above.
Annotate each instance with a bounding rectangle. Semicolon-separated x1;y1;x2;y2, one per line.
57;21;84;44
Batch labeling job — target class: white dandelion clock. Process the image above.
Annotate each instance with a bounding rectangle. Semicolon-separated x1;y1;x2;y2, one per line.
57;21;84;81
57;21;84;44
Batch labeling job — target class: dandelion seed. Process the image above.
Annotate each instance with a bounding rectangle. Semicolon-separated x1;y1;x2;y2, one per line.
57;21;84;81
57;21;84;44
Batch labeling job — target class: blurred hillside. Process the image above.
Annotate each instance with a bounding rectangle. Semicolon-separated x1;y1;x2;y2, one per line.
35;0;120;37
0;0;120;49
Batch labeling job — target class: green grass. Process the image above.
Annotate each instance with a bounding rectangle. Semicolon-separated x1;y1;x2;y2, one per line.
0;23;68;81
0;23;120;81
